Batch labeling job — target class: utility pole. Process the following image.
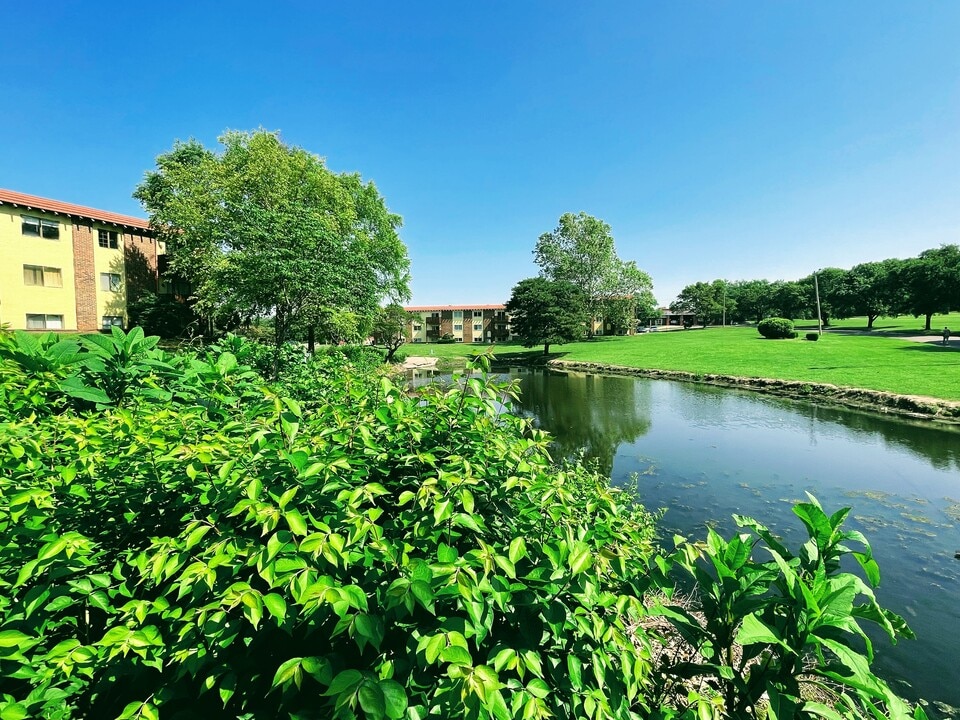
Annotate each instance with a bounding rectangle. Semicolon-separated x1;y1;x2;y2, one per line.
722;282;727;328
814;273;823;336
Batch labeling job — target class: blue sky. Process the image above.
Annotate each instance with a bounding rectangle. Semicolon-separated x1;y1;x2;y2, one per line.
2;2;957;306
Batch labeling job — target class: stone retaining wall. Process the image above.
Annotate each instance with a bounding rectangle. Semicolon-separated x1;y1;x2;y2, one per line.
547;360;960;424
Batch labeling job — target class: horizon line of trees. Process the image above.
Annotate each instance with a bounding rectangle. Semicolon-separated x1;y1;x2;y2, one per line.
670;244;960;331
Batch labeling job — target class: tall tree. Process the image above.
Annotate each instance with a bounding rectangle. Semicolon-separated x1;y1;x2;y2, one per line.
533;212;653;336
727;279;774;323
505;278;587;355
134;130;410;361
900;245;960;330
671;281;721;327
601;261;658;334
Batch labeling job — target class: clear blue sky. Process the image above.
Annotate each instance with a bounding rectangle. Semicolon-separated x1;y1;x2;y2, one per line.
2;2;957;306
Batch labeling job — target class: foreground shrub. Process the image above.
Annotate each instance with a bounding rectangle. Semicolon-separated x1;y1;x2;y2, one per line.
758;317;797;339
0;345;659;718
0;328;923;719
806;332;820;341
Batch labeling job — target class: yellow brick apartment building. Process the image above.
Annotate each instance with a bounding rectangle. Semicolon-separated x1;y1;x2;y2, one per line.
404;305;513;343
0;189;162;332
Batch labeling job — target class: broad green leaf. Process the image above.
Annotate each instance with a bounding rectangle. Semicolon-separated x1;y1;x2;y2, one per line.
358;681;386;720
263;593;287;622
380;679;408;719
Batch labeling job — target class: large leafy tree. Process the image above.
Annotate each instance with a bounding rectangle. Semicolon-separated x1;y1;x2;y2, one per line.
134;130;410;355
505;278;587;354
671;281;722;327
900;245;960;330
533;212;653;336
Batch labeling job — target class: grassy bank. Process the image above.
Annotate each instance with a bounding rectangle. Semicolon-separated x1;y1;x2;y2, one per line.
408;322;960;401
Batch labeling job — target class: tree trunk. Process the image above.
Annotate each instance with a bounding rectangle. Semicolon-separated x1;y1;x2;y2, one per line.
925;313;933;331
307;325;315;355
543;343;550;355
867;314;876;329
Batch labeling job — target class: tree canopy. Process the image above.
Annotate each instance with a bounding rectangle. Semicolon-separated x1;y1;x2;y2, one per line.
134;130;411;350
505;277;587;354
533;212;654;336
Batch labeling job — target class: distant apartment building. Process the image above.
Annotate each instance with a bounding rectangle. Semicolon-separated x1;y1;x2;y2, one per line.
404;305;512;343
0;189;163;332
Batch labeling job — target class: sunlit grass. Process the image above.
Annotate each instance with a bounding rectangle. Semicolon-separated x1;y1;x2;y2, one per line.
406;321;960;401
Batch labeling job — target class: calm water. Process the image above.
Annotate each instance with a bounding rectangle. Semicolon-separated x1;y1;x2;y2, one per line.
503;368;960;711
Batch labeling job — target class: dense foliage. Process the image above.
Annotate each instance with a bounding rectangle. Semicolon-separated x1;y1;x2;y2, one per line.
505;278;589;354
134;129;411;350
0;328;925;719
533;213;656;336
758;317;797;339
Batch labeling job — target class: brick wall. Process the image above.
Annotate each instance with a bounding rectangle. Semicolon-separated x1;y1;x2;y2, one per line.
123;230;159;302
72;223;98;331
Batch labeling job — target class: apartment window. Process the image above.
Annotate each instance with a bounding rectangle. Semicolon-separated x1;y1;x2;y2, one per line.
455;337;463;343
473;310;483;318
22;215;59;240
413;338;422;343
23;265;63;288
102;316;124;330
25;314;64;330
473;323;482;332
413;324;422;331
472;337;483;343
453;310;463;319
453;323;463;331
98;229;119;249
100;272;122;292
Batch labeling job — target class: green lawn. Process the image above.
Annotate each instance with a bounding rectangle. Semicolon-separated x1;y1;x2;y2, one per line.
407;324;960;401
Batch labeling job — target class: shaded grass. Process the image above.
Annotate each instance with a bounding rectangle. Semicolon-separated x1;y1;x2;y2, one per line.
407;326;960;401
795;312;960;334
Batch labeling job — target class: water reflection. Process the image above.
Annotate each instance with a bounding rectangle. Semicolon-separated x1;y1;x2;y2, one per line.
510;369;652;476
502;371;960;710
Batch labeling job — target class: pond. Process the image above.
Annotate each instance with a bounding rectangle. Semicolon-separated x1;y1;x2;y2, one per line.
485;367;960;712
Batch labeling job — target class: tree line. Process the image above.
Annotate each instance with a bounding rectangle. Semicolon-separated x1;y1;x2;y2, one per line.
670;244;960;330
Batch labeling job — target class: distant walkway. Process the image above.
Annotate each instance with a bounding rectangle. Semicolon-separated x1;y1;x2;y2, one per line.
824;328;958;348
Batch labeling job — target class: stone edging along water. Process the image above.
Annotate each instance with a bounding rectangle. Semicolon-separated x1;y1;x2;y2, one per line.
546;360;960;425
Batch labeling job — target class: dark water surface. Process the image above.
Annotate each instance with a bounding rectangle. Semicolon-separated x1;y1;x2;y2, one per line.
505;368;960;711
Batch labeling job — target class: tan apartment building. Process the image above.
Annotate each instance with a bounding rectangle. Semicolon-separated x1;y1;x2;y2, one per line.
404;305;512;344
0;189;162;332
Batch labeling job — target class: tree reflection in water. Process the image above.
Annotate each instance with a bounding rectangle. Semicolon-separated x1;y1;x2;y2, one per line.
508;369;652;476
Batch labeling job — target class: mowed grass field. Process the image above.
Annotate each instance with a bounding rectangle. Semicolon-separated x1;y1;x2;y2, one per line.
412;314;960;401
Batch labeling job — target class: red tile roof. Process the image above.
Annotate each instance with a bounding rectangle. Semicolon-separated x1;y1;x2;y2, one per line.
0;188;151;231
405;304;506;312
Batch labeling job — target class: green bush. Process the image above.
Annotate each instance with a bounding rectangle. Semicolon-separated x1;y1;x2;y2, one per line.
0;327;924;719
758;317;797;339
806;332;820;341
437;333;456;344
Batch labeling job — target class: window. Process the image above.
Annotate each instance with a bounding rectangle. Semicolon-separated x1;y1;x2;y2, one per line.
453;323;463;331
23;265;63;288
473;323;482;332
413;338;422;343
25;314;63;330
454;337;463;342
102;316;124;330
98;229;119;249
473;310;483;318
413;324;422;331
453;310;463;319
473;337;483;343
22;215;59;240
100;272;122;292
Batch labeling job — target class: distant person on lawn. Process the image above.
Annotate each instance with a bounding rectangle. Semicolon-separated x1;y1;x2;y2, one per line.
943;327;951;345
